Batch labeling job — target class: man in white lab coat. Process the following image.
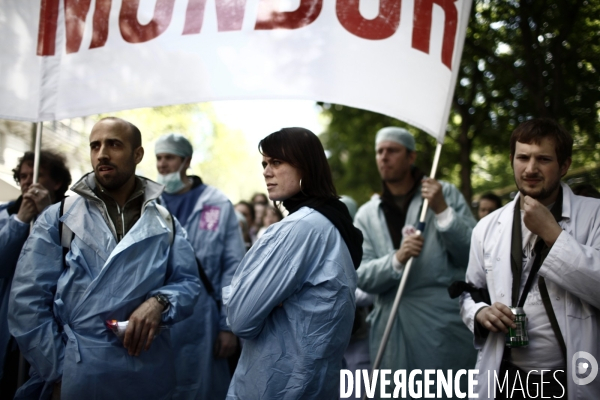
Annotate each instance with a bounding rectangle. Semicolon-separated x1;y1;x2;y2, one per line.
461;118;600;400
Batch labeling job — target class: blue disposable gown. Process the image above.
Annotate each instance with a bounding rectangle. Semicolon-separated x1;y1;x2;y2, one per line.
223;206;357;400
8;177;201;400
355;181;477;399
0;202;30;381
163;183;245;400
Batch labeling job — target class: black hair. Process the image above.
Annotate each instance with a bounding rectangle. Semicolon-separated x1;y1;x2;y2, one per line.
510;118;572;167
13;150;72;199
259;127;337;200
479;192;502;210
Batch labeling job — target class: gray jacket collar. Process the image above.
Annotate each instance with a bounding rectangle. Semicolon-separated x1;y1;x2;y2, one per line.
71;172;165;208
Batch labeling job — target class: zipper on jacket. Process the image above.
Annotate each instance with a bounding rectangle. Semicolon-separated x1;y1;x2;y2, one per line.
117;202;124;242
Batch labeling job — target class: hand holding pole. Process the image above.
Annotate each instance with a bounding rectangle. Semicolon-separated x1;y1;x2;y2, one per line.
362;143;443;400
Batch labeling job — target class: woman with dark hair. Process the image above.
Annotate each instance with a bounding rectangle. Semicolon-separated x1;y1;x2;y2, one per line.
223;127;363;399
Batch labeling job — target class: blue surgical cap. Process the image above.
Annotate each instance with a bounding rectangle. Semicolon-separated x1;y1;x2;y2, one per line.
155;133;193;158
375;127;415;152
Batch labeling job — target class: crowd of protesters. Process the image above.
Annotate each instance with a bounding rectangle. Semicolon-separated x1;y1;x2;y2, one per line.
0;117;599;400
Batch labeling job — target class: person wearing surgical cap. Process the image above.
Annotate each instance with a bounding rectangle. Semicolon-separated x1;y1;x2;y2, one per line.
353;127;477;398
155;133;245;400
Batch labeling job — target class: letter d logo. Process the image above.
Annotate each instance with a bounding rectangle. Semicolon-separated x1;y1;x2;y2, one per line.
572;351;598;386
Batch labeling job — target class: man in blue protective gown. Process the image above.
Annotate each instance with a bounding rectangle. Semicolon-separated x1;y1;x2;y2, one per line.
354;127;477;399
155;133;245;400
8;117;201;399
0;150;71;398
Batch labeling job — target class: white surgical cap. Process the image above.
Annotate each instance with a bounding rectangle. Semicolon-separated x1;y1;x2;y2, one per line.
375;127;415;152
155;133;193;158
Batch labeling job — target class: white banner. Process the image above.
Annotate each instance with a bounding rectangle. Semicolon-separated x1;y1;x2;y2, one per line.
0;0;471;142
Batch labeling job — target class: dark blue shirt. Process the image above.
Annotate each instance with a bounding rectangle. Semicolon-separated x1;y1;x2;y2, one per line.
161;182;206;226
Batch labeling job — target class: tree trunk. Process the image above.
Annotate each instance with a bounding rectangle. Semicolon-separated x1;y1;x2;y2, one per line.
458;120;472;203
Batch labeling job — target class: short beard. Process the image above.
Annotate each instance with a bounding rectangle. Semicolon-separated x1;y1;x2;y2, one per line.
516;177;561;202
94;168;134;192
381;169;410;184
383;176;402;184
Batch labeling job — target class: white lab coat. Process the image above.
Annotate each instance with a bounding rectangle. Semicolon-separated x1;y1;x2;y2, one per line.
460;183;600;399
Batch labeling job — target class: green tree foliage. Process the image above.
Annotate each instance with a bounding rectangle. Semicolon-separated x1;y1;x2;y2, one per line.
320;0;600;205
456;0;600;199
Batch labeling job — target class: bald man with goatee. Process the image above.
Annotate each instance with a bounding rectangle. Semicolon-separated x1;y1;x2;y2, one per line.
9;117;201;399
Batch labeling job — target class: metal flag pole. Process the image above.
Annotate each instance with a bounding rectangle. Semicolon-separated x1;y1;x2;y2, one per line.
32;121;43;185
362;142;443;400
17;121;44;388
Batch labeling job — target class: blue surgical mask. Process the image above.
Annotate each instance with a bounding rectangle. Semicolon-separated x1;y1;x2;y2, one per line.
157;171;186;194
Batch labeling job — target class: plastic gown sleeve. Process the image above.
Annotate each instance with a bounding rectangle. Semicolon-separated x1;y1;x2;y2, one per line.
217;205;245;331
0;214;30;279
224;220;316;339
8;205;65;383
354;215;402;294
148;218;202;325
433;183;476;269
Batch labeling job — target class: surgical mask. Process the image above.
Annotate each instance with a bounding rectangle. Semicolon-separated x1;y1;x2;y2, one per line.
157;160;189;194
157;171;186;194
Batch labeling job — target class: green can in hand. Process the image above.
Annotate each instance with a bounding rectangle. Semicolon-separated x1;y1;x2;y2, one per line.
506;307;529;348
